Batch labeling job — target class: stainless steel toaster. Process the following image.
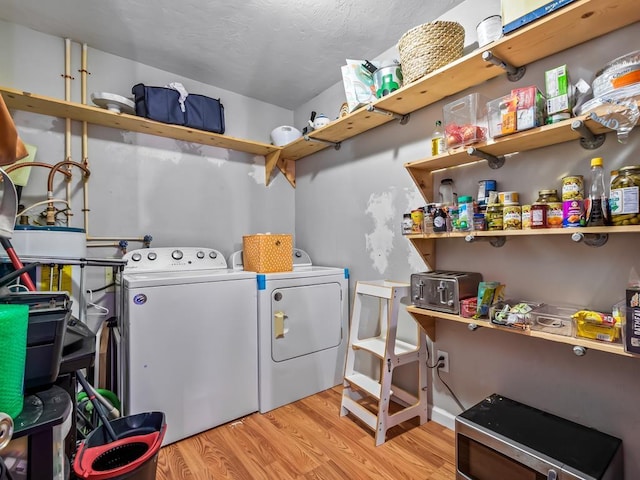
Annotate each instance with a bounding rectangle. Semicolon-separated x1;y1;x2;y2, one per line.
411;270;482;314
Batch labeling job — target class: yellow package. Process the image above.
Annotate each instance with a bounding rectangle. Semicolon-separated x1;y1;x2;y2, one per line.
572;310;620;342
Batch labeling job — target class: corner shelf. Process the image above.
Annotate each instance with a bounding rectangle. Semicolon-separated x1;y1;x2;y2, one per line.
406;306;636;358
0;86;295;187
280;0;639;164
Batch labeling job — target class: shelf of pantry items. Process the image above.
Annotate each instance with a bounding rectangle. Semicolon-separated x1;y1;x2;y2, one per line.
406;306;636;358
279;0;640;164
404;101;640;195
0;86;296;188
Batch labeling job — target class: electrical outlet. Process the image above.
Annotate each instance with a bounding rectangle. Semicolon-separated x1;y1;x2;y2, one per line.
436;350;449;373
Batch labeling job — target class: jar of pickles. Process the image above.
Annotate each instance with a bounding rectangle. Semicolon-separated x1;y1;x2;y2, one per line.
537;189;560;203
610;165;640;226
486;203;504;230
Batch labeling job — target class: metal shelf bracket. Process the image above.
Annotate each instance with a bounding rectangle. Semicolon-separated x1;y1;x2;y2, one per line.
573;345;587;356
465;234;506;248
570;231;608;247
482;51;526;82
468;323;480;331
366;104;411;125
303;135;341;150
571;119;606;149
466;147;505;169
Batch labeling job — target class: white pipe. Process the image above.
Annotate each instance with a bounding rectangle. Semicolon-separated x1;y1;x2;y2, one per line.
17;199;70;217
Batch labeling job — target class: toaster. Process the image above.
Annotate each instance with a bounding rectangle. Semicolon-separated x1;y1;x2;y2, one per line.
411;270;482;314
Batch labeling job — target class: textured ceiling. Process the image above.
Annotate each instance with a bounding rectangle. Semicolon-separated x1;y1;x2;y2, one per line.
0;0;464;109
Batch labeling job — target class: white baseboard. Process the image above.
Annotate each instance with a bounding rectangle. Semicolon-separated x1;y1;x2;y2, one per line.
429;404;456;430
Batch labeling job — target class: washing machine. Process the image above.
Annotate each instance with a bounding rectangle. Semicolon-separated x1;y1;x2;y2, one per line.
230;249;348;413
118;247;258;445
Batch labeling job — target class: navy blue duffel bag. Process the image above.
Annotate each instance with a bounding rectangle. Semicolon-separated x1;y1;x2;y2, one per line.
132;83;225;134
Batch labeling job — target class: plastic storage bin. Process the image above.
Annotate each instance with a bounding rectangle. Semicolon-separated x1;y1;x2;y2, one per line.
530;304;577;337
490;300;542;329
487;94;518;139
443;93;488;149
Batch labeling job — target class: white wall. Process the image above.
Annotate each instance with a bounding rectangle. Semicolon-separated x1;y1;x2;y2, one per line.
293;3;640;478
1;20;296;329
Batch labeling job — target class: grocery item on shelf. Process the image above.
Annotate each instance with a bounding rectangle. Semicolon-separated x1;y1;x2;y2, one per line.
457;196;475;231
586;157;611;226
501;0;579;35
610;165;640;226
477;180;497;209
475;281;505;318
499;191;519;204
490;300;542;330
487;94;518;138
443;93;488;149
503;203;522;230
486;203;504;231
411;208;425;233
439;178;457;205
530;304;577;337
562;175;584;201
512;86;546;130
562;199;585;227
521;204;532;229
592;50;640;98
624;288;640;354
401;213;413;235
431;120;445;156
545;65;573;122
572;310;621;343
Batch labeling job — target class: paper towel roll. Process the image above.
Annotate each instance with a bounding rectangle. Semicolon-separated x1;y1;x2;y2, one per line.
0;304;29;419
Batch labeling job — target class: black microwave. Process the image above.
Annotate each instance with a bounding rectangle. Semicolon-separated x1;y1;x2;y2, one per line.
455;394;623;480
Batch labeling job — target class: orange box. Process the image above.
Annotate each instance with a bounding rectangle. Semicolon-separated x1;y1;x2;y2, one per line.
242;234;293;273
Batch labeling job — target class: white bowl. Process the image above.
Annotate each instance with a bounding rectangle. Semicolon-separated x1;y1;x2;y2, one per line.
270;126;302;146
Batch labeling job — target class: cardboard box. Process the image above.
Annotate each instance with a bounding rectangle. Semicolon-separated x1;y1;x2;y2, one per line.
512;86;546;130
243;234;293;273
625;287;640;354
545;65;572;116
501;0;578;34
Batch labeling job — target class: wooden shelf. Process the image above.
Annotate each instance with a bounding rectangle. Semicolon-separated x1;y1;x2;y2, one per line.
406;225;640;240
407;306;637;358
0;86;297;187
280;0;640;164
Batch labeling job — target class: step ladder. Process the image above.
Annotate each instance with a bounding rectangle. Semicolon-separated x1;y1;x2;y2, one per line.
340;280;428;446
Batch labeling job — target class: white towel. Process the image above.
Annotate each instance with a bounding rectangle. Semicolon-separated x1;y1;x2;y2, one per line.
166;82;189;112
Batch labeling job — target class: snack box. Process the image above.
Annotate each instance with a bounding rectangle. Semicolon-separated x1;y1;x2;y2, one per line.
572;309;621;343
443;93;489;149
625;288;640;354
545;65;572;116
512;86;546;130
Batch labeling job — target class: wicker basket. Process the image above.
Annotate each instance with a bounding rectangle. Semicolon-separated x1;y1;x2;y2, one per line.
398;21;465;84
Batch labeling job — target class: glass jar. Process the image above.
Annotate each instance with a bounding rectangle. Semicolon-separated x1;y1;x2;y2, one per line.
486;203;504;231
537;189;560;203
531;203;547;228
610;165;640;225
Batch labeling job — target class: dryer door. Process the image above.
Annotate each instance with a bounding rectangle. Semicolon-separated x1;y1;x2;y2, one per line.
271;282;342;362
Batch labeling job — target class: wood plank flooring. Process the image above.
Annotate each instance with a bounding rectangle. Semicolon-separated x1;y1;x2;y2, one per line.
156;386;455;480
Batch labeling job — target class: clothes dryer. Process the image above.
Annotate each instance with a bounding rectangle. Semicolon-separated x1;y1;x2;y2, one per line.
118;247;257;445
230;249;348;413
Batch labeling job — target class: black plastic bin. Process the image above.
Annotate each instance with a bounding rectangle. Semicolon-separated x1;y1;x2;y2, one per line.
73;412;166;480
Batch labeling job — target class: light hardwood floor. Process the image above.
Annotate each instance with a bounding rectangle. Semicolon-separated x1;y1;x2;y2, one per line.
156;386;456;480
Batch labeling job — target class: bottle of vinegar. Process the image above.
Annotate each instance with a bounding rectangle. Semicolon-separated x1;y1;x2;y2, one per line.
431;121;445;156
587;157;611;226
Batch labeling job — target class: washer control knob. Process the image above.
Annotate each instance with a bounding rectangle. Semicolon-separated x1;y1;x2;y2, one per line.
196;251;205;259
171;249;183;260
209;251;217;259
131;253;142;262
295;250;302;257
147;252;157;261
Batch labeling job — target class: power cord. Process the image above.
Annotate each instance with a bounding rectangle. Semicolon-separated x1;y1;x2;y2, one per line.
427;343;466;412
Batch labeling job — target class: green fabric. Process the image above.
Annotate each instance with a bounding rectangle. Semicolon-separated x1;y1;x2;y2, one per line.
0;304;29;419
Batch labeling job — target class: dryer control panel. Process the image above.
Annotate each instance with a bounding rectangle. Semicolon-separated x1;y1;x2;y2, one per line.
122;247;227;272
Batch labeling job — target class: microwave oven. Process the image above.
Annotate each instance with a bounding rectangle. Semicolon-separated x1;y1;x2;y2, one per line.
455;394;623;480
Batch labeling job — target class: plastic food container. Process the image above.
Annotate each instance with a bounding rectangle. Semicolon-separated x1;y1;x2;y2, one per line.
443;93;488;149
270;126;302;146
490;300;542;329
530;304;577;337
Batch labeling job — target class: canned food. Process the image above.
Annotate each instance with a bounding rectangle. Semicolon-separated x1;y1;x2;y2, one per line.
531;203;547;228
503;204;522;230
499;191;519;205
486;203;504;231
547;202;563;228
477;180;497;207
562;199;585;227
411;209;424;233
562;175;584;200
521;205;531;229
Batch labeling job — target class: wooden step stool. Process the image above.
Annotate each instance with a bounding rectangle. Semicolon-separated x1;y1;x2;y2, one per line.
340;280;428;446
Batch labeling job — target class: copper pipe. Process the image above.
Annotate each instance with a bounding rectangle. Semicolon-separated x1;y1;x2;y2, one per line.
64;38;73;213
3;162;72;179
47;160;90;193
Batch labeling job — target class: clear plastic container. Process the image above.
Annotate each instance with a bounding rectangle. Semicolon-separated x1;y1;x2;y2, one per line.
443;93;489;149
530;304;578;337
457;195;474;231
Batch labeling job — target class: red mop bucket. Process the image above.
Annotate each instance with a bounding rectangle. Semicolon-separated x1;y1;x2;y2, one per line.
73;412;166;480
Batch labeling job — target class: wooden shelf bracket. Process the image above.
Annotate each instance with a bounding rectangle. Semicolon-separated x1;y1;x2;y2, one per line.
482;51;526;82
464;234;506;248
570;231;608;247
466;147;505;169
366;104;410;125
571;119;606;149
303;135;341;150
